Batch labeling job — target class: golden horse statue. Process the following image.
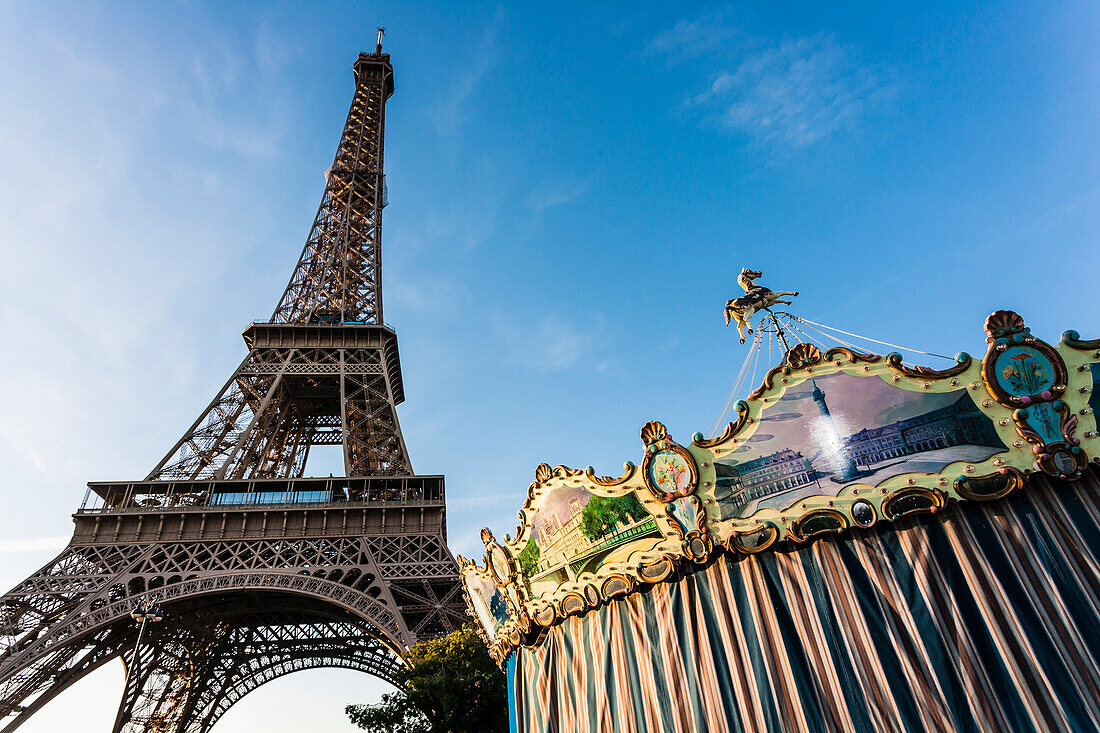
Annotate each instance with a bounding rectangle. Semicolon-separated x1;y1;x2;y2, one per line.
724;269;798;344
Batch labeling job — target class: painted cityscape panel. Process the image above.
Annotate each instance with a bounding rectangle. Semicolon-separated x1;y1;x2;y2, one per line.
714;372;1006;519
519;486;661;597
466;572;509;641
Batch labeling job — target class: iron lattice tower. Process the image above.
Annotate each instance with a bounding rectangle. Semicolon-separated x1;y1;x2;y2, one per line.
0;43;468;732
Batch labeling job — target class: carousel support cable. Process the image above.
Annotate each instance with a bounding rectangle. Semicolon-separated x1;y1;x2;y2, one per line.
793;318;929;370
793;318;868;355
785;319;818;346
736;331;763;425
709;338;749;435
766;326;773;375
745;331;762;402
786;317;806;345
711;330;763;438
786;320;825;351
783;314;831;349
708;329;759;438
795;317;953;361
794;318;901;361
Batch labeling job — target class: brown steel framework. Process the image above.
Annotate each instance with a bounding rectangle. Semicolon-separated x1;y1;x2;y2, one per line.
0;42;467;732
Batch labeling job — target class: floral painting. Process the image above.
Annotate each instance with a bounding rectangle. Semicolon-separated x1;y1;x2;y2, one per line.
997;347;1053;396
668;496;698;534
649;450;691;494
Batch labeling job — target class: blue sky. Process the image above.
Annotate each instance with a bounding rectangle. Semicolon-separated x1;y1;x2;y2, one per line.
1;1;1098;729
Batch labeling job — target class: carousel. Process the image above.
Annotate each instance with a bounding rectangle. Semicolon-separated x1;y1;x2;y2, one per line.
459;272;1100;733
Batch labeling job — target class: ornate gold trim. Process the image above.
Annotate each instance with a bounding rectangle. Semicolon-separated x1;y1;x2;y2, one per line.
789;509;849;543
881;487;946;520
786;343;822;368
823;347;881;365
693;401;750;449
982;314;1068;406
585;462;636;486
728;523;779;554
954;467;1024;502
640;424;699;501
886;351;972;379
1061;330;1100;351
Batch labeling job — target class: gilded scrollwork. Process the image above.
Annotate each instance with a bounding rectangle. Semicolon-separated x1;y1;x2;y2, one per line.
640;423;699;501
881;487;946;521
789;509;848;543
823;346;881;365
728;522;779;554
750;363;788;400
585;462;636;486
886;351;972;380
785;343;822;368
1061;330;1100;351
982;310;1068;405
693;401;750;449
954;466;1025;502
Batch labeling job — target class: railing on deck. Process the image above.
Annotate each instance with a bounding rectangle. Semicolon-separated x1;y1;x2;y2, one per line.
248;319;398;329
78;475;445;514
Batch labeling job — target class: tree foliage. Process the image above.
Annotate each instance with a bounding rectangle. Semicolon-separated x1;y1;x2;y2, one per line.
517;537;540;576
346;692;429;733
578;493;648;541
346;624;507;733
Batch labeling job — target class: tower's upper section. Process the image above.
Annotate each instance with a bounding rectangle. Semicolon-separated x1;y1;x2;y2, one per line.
811;379;826;403
271;47;395;325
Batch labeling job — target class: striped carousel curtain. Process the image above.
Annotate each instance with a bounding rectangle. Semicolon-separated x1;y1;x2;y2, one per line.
512;469;1100;733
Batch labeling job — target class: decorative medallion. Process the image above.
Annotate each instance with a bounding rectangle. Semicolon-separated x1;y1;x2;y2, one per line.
482;528;514;586
637;422;710;559
982;310;1085;480
850;500;875;528
982;310;1067;405
457;557;510;645
640;421;699;501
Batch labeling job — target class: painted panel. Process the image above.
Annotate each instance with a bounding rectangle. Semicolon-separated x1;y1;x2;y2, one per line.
519;486;659;598
714;372;1004;518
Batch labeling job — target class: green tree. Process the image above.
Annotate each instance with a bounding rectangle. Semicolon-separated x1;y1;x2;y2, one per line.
345;693;429;733
346;624;507;733
579;493;648;541
517;537;540;576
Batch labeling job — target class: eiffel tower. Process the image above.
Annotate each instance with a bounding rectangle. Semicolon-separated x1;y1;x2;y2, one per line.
0;37;468;732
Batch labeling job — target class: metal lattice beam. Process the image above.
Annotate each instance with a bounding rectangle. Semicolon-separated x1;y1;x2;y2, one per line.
271;52;392;326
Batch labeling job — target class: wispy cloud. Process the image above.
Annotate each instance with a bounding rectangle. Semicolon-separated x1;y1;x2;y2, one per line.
447;493;519;513
433;7;505;135
650;12;744;60
176;27;294;160
0;536;69;553
524;177;595;212
495;313;605;372
651;12;895;148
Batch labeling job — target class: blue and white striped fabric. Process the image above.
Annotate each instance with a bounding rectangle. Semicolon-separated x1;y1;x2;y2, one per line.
513;469;1100;732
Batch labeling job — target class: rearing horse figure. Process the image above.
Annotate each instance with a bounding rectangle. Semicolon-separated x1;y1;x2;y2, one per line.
724;269;799;344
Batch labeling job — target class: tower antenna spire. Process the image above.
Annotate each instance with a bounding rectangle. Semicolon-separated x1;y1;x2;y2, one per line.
376;26;386;54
